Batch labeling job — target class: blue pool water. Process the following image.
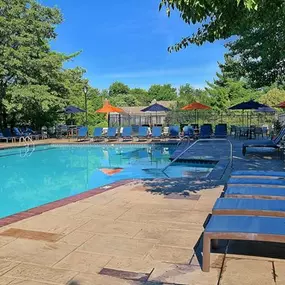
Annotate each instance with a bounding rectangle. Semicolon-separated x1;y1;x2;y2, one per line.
0;144;214;218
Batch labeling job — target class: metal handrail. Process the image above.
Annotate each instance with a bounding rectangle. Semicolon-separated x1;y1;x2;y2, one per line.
162;138;233;173
20;136;35;157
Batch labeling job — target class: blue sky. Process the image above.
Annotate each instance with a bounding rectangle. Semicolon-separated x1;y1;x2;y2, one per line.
41;0;227;90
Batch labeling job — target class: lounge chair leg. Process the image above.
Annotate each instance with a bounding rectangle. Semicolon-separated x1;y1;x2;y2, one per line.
242;146;246;156
202;233;211;272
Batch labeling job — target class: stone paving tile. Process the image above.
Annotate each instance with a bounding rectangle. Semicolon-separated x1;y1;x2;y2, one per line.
148;263;220;285
4;263;76;284
57;230;94;246
220;258;275;285
53;251;112;274
77;220;143;238
47;201;94;216
78;234;156;258
71;272;139;285
0;276;15;285
0;237;16;248
9;214;91;235
0;239;76;266
274;261;285;284
146;245;193;264
105;257;158;273
9;279;58;285
0;259;19;276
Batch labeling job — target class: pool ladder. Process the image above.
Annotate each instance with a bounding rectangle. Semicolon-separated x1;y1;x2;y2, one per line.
20;136;35;157
162;138;233;178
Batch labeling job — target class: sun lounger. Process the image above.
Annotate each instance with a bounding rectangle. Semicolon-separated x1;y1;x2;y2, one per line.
203;215;285;272
137;126;149;141
106;127;117;141
228;177;285;187
213;198;285;217
3;128;19;142
231;170;285;179
224;185;285;200
13;127;39;140
242;127;285;155
200;125;212;138
169;126;180;138
121;127;132;141
77;126;88;141
214;124;227;138
152;126;162;141
93;127;103;142
0;132;10;143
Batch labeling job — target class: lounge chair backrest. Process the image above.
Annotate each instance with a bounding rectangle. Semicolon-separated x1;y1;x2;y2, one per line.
78;127;88;137
273;127;285;144
200;125;212;136
215;124;227;136
183;126;194;136
122;127;132;137
107;127;117;137
138;126;148;137
169;126;179;137
3;128;13;137
13;127;22;136
0;132;4;138
152;126;162;137
93;127;103;137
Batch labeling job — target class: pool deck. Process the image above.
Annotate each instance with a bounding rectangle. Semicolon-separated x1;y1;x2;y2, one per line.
0;138;285;284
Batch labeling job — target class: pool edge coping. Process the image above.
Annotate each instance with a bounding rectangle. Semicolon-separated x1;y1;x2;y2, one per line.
0;179;136;228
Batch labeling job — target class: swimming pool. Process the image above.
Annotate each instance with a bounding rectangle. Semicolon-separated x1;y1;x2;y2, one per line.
0;144;214;219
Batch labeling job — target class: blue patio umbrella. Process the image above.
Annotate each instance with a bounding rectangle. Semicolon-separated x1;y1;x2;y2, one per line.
62;105;86;114
141;103;170;126
229;100;271;126
255;106;276;113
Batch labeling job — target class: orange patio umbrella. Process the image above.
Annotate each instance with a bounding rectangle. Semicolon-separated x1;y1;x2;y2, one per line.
181;102;211;123
96;99;125;126
99;168;123;176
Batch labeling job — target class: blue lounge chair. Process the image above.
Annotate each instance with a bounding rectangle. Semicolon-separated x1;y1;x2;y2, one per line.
121;127;132;141
152;126;162;141
214;124;227;138
14;127;39;140
231;170;285;178
93;127;103;142
225;185;285;200
179;126;194;142
137;126;149;141
169;126;180;138
77;126;88;141
4;128;19;142
0;132;10;143
228;177;285;187
106;127;117;141
200;125;212;138
213;198;285;217
242;127;285;155
202;215;285;272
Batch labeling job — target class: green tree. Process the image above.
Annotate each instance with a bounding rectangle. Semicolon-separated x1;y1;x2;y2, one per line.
109;82;130;96
130;88;149;105
148;84;177;101
110;94;141;107
260;87;285;107
178;84;210;107
0;0;77;128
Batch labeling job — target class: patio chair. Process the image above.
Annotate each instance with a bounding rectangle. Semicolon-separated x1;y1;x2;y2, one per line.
169;125;180;138
242;127;285;155
93;127;103;142
151;126;162;141
227;177;285;187
180;126;194;141
77;126;88;141
214;124;227;138
13;127;39;140
136;126;149;141
106;127;117;141
224;185;285;200
212;198;285;217
202;215;285;272
200;125;212;139
121;127;132;141
0;132;11;143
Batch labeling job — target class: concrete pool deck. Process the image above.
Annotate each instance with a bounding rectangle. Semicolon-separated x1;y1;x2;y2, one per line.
0;138;285;284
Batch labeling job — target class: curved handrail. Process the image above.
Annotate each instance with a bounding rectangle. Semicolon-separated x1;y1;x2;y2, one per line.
162;138;233;174
20;136;35;157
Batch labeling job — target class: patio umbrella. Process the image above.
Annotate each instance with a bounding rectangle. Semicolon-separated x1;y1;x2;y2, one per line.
62;105;86;114
255;106;276;113
96;100;125;126
181;102;211;123
276;101;285;108
141;103;170;126
229;100;270;126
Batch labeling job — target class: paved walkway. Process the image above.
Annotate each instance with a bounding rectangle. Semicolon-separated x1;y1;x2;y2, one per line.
0;138;284;284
